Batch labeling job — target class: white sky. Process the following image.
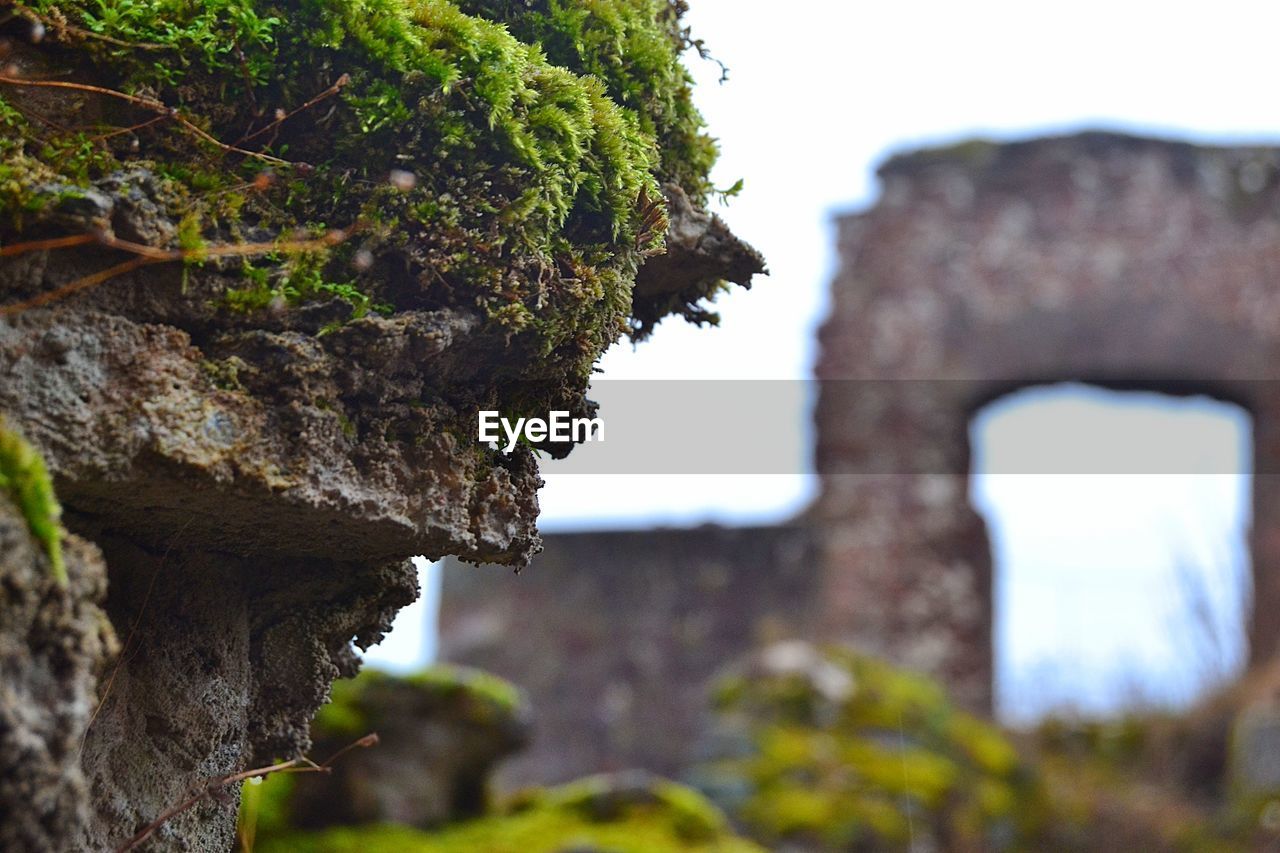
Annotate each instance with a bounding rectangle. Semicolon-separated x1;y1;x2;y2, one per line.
370;0;1279;712
971;386;1252;720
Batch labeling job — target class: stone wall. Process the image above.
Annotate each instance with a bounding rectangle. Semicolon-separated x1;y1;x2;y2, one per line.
815;132;1280;711
439;525;819;789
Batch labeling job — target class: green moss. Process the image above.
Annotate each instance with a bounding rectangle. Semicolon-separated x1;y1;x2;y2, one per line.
312;664;525;740
402;664;524;713
221;253;391;320
257;776;763;853
454;0;718;204
0;419;67;587
701;645;1049;850
3;0;733;419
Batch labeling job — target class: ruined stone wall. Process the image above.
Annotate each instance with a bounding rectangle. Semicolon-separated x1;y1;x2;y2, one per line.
438;525;819;789
815;132;1280;711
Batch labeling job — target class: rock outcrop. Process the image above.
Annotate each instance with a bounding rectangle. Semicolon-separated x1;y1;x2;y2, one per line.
0;0;762;848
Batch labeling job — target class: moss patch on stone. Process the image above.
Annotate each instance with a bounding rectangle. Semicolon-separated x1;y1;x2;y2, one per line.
0;418;66;586
255;773;763;853
313;663;526;738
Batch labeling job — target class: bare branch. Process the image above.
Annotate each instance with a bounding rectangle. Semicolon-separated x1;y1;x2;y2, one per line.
113;732;378;852
0;227;354;315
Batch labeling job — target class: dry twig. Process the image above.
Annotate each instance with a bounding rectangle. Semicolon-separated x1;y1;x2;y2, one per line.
0;73;299;167
0;227;352;316
238;73;350;146
114;733;379;852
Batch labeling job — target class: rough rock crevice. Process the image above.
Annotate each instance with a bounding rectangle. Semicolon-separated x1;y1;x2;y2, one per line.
0;497;115;851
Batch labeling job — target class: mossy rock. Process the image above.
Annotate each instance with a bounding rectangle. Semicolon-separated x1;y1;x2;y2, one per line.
1025;701;1280;851
314;664;529;738
1;0;756;450
248;665;532;833
253;770;764;852
697;642;1050;851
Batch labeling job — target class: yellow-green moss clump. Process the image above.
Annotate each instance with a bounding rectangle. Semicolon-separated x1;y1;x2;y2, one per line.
697;642;1050;851
2;0;727;385
313;663;525;738
0;418;66;586
254;773;763;853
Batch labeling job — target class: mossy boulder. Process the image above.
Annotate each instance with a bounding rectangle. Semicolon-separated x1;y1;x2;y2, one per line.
1;0;759;367
254;770;763;852
695;641;1050;851
1023;670;1280;851
0;0;761;567
258;665;532;832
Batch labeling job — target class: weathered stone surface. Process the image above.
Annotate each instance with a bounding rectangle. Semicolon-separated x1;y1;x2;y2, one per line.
0;305;542;567
631;183;766;334
61;524;417;852
0;495;116;853
815;131;1280;711
1;241;532;848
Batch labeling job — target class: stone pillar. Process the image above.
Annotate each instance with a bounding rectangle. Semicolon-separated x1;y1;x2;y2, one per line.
813;382;993;712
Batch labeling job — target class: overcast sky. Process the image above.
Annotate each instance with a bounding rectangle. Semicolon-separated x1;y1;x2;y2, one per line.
372;1;1277;714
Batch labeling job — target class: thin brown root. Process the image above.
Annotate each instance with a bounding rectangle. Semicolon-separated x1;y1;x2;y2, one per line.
114;732;379;853
0;233;97;257
238;73;350;146
0;74;300;168
0;227;356;316
0;256;155;316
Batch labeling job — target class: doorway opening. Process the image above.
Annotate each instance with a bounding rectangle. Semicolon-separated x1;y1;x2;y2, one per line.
970;383;1253;723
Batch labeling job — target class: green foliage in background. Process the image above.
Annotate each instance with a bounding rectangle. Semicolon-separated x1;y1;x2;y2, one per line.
697;643;1050;851
313;664;525;739
253;773;763;853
